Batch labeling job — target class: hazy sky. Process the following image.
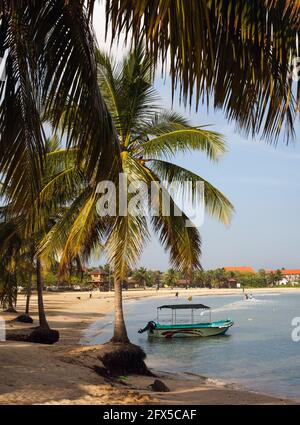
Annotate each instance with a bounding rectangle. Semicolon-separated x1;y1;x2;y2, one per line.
93;4;300;272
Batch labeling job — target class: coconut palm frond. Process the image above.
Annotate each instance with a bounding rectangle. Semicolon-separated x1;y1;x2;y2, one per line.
104;152;151;280
139;125;226;161
139;111;191;135
149;160;234;226
34;0;118;180
96;43;158;145
106;0;300;143
151;186;202;273
96;50;124;136
105;213;150;281
0;4;45;218
39;188;107;268
38;188;90;260
0;220;21;257
149;169;202;272
45;148;79;175
0;1;119;225
124;162;202;273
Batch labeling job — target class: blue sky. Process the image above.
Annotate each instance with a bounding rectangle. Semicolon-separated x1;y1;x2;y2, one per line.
94;7;300;272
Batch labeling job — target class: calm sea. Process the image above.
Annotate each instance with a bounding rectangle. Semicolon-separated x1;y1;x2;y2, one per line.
83;292;300;401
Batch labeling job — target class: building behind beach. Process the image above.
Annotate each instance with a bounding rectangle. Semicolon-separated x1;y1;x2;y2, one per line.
89;269;109;291
276;269;300;286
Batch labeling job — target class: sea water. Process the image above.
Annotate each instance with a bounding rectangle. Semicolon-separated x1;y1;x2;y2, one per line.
83;292;300;401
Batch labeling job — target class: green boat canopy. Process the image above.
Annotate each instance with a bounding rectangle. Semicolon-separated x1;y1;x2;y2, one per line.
157;304;210;310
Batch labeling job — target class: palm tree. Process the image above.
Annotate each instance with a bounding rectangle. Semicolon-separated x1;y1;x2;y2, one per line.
132;267;151;288
106;1;300;143
0;208;36;316
40;46;233;359
0;137;82;342
162;269;179;288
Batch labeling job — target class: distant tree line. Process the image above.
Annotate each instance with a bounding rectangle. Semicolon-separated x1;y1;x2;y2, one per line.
2;265;295;308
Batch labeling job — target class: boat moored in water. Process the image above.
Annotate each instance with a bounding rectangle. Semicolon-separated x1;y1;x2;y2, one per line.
138;303;234;338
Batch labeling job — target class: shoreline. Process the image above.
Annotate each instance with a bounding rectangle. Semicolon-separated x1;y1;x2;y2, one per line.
0;287;299;404
82;287;300;404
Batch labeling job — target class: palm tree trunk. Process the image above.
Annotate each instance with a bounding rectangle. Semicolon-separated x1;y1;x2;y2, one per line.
8;291;14;311
25;271;32;315
36;257;49;329
111;277;129;343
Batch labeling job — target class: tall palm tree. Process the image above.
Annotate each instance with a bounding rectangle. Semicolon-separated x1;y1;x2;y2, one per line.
106;0;300;143
0;137;81;342
40;46;234;351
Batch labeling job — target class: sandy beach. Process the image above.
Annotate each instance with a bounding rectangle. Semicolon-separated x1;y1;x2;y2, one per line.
0;287;299;405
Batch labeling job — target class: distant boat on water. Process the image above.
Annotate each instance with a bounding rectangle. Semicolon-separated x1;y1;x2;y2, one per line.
244;293;257;301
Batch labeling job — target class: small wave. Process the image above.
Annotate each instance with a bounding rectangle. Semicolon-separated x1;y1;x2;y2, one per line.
211;298;274;313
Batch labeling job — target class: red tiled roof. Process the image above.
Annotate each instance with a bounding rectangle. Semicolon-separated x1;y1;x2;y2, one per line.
282;269;300;276
224;266;254;273
267;269;300;275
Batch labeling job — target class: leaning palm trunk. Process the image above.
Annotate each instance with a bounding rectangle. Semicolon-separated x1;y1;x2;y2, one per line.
111;277;129;343
36;257;49;329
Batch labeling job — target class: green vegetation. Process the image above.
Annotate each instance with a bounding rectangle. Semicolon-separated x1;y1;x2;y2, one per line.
35;266;291;290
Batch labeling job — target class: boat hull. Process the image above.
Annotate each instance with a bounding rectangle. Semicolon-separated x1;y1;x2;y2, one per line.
147;320;233;338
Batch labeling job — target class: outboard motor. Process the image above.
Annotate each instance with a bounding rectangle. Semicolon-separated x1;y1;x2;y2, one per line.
138;321;156;334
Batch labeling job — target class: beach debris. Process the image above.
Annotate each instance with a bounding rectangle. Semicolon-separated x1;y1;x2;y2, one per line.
148;379;170;392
